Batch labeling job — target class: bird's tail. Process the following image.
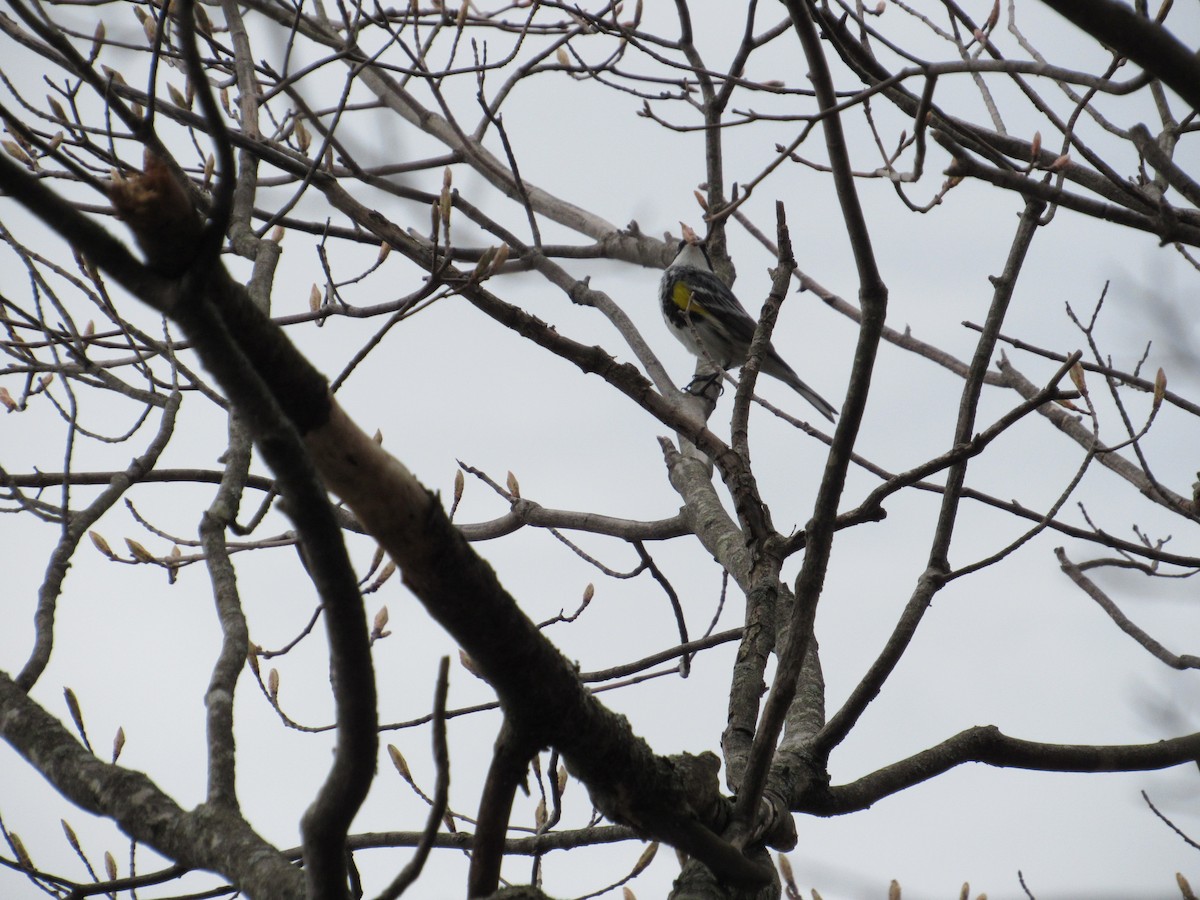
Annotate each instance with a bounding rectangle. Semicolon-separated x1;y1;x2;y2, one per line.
763;353;838;422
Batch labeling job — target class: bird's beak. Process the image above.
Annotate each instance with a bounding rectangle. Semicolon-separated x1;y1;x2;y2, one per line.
679;222;701;245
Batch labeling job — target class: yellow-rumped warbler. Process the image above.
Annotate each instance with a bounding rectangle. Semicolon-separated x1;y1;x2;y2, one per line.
659;227;838;421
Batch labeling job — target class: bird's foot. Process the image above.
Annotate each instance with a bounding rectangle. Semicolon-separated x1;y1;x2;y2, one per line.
683;372;724;398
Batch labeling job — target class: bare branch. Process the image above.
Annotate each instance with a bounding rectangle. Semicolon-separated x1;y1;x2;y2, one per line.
1057;548;1200;669
0;670;303;898
805;725;1200;815
376;657;451;899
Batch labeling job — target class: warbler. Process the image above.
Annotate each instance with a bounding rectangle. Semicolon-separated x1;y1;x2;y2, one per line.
659;226;838;421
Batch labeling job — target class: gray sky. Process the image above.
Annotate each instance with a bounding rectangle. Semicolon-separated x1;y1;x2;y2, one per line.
3;2;1200;898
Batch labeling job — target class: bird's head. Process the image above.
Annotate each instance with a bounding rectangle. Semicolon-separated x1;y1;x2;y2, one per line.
672;222;713;271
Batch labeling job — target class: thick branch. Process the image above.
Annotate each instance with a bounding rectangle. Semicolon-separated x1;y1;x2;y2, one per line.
1037;0;1200;112
804;725;1200;816
733;0;887;831
305;401;769;886
0;670;303;898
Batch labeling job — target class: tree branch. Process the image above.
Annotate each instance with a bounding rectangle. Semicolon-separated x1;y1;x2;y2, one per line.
1036;0;1200;112
805;725;1200;815
0;670;304;898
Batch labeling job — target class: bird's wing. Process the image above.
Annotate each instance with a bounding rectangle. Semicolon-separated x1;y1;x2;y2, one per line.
665;270;756;343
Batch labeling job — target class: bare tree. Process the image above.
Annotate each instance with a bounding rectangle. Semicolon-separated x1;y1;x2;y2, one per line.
1;1;1199;898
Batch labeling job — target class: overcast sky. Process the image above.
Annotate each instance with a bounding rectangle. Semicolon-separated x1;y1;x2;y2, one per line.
3;2;1200;899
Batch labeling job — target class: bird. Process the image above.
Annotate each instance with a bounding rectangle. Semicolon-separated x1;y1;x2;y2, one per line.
658;225;838;422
